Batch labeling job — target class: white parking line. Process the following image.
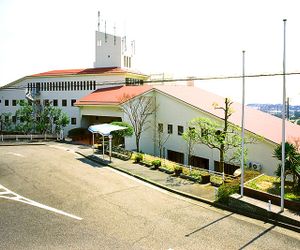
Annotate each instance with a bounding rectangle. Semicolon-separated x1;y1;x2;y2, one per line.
0;184;82;221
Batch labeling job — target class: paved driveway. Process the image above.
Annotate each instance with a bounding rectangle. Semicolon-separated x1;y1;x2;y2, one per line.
0;144;299;249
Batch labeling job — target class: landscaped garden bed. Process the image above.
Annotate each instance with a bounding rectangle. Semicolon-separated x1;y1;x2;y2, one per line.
245;174;300;203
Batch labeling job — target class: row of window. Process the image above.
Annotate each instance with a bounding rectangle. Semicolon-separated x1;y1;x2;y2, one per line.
3;99;76;107
125;77;144;86
158;123;184;136
27;80;96;92
2;115;77;125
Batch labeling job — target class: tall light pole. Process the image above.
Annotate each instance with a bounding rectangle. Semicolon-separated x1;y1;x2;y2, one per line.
281;19;287;212
241;50;246;197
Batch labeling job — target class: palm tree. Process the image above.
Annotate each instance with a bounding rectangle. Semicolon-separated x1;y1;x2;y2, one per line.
273;142;300;190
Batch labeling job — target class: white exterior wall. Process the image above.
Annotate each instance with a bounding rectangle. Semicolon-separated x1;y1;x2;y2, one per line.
0;73;129;135
94;31;134;69
134;91;280;175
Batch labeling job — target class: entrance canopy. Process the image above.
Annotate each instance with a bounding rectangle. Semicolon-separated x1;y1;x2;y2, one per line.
88;123;127;162
88;123;127;136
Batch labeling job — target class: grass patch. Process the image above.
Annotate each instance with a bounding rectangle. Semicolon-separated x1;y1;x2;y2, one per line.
246;175;300;202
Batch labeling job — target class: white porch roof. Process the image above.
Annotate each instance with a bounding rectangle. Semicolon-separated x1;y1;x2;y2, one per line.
88;123;127;136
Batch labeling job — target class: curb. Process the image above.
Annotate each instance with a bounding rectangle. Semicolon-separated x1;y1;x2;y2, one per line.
76;151;300;233
0;143;47;146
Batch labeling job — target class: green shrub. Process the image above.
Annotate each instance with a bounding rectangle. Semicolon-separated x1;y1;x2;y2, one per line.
174;165;183;176
217;181;240;204
152;159;161;168
210;175;223;187
134;153;144;163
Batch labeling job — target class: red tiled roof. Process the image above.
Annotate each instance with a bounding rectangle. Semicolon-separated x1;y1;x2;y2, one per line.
75;84;300;144
155;85;300;145
30;67;147;77
75;85;153;106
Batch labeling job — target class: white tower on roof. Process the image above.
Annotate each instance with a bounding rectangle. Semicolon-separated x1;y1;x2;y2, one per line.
94;12;135;69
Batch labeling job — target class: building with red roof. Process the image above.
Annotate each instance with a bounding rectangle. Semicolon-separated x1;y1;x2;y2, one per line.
75;85;300;176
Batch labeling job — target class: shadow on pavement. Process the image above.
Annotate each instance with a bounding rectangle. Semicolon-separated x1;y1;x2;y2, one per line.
76;157;105;168
238;225;276;249
185;212;234;237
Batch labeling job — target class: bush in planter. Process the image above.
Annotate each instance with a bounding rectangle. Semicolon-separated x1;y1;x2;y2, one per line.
210;175;223;187
152;159;161;169
134;153;144;163
200;172;210;184
217;180;240;204
174;165;183;176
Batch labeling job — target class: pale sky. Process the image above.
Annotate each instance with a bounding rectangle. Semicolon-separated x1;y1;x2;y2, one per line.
0;0;300;104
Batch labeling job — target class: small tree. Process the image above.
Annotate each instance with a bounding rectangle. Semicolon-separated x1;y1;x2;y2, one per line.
189;98;259;174
273;142;300;190
0;112;13;132
16;100;69;135
121;94;157;152
110;121;133;146
15;100;35;134
154;122;170;158
182;127;197;165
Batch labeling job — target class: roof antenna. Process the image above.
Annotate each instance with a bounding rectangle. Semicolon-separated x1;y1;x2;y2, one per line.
97;11;100;32
114;23;116;45
105;20;107;42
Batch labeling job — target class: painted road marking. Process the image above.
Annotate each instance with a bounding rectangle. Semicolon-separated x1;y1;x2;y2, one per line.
5;152;25;157
0;184;82;221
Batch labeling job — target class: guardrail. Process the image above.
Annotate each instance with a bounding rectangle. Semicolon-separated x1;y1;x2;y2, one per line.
0;134;58;142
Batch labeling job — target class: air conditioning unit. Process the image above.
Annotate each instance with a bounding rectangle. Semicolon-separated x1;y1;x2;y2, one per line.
248;161;262;171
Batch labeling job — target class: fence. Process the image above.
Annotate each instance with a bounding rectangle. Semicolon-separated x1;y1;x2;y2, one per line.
0;134;58;142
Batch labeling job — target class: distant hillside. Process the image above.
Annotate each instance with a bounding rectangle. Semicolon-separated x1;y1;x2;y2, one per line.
247;104;300;123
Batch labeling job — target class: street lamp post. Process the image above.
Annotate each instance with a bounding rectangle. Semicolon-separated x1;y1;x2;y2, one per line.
281;19;287;212
241;50;246;197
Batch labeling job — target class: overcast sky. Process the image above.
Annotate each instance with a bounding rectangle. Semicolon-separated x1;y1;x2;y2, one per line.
1;0;300;104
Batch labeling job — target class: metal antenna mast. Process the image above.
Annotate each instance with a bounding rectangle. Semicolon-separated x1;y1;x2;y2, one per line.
98;11;100;32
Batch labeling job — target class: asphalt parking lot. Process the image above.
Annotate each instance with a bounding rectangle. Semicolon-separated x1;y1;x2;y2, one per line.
0;143;299;249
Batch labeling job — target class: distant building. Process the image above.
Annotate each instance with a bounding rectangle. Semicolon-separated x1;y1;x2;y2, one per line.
0;28;148;134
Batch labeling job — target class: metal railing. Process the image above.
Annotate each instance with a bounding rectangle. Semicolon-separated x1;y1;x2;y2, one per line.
0;134;58;142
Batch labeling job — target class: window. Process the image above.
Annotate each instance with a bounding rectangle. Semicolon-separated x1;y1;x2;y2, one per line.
158;123;163;133
5;116;9;122
53;99;58;106
177;125;184;136
168;124;173;134
44;99;49;106
12;100;17;106
71;117;76;125
93;81;96;90
12;116;16;124
71;99;76;106
5;100;9;106
62;99;67;107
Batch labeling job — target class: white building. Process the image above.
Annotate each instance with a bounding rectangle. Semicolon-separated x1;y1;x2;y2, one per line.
75;85;300;176
0;29;148;134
